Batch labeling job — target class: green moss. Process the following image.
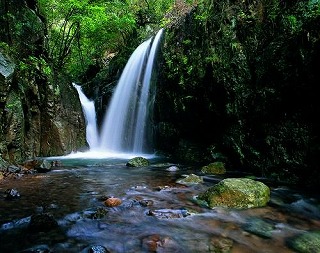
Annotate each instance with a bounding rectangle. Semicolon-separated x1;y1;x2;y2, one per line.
287;231;320;253
177;173;203;185
126;157;150;167
198;178;270;209
243;217;275;238
201;162;226;174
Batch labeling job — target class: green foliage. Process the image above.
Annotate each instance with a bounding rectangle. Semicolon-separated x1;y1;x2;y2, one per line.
0;42;10;54
18;56;52;78
37;0;177;79
38;0;137;77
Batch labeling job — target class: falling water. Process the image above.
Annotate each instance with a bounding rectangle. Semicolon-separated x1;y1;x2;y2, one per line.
99;28;164;154
72;29;164;156
72;83;99;150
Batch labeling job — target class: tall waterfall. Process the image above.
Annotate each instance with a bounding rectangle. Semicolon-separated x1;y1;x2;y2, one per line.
100;28;163;153
73;29;164;157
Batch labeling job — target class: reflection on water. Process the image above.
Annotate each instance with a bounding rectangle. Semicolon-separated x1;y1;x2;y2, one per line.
0;157;319;252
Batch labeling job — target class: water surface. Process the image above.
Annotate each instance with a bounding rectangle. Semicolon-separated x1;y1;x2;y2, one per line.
0;157;319;252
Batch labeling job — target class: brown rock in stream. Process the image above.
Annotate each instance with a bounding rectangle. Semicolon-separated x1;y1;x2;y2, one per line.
104;197;122;207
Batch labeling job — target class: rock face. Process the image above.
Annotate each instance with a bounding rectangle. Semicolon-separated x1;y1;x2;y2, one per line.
0;0;86;164
198;178;270;209
153;1;320;187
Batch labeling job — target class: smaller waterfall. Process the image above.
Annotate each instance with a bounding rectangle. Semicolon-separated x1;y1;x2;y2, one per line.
72;83;99;150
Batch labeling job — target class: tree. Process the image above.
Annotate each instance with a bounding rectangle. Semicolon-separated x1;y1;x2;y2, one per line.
38;0;137;77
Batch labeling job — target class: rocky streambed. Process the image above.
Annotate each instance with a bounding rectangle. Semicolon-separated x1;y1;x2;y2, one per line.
0;156;320;253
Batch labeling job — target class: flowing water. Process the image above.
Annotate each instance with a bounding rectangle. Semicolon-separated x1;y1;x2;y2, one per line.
72;83;99;150
0;158;320;252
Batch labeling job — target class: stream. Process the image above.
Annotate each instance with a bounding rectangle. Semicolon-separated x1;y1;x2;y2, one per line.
0;156;320;252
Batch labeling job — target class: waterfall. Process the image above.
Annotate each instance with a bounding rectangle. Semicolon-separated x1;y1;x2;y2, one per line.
100;28;163;153
72;83;99;150
73;28;164;157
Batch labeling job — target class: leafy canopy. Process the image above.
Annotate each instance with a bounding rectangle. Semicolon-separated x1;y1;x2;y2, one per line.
38;0;176;78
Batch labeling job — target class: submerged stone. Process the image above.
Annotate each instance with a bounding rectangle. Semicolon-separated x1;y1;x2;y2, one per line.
197;178;270;209
104;197;122;207
88;245;110;253
141;234;183;252
287;230;320;253
176;173;203;185
126;157;150;167
28;213;59;232
146;209;190;219
210;236;233;253
4;188;21;200
243;217;275;238
88;207;109;219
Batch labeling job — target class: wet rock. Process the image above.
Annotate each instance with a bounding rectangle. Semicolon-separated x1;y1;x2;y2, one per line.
198;178;270;209
139;199;154;207
88;245;110;253
126;157;150;167
176;173;203;186
287;230;320;253
154;185;171;191
50;160;61;167
141;234;184;252
0;52;15;79
146;209;190;219
7;165;22;173
242;217;275;238
34;159;52;173
210;236;233;253
19;244;52;253
88;207;109;219
104;197;122;207
166;165;179;172
22;159;40;170
28;213;59;232
23;159;52;173
201;162;226;175
4;188;21;200
96;195;112;201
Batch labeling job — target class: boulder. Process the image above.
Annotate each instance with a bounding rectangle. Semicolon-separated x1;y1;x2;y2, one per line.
176;173;203;186
287;231;320;253
197;178;270;209
126;157;149;167
104;197;122;207
201;162;226;174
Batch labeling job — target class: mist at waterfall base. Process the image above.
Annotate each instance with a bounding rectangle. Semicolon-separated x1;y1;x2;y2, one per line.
62;29;164;161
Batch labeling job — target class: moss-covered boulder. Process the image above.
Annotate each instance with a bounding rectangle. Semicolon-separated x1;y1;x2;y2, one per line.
197;178;270;209
126;157;150;167
201;162;226;174
287;231;320;253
